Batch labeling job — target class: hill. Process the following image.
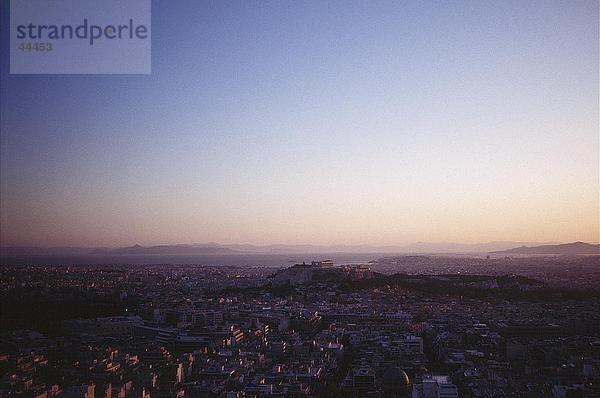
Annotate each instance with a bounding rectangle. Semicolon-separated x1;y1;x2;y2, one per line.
491;242;599;256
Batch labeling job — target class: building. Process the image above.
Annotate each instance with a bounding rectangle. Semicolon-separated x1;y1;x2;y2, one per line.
412;376;459;398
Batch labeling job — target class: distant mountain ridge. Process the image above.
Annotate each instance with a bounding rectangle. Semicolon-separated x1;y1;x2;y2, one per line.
226;241;554;254
400;241;556;253
0;241;579;256
491;242;599;256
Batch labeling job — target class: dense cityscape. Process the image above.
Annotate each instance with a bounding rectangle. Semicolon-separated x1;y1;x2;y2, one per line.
1;254;599;397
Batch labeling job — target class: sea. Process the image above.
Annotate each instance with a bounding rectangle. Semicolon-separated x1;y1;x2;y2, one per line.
0;253;386;267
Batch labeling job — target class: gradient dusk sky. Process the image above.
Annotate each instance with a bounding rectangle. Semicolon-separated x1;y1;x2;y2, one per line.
0;0;598;247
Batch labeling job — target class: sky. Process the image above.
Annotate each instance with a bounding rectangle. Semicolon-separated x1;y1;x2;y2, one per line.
0;0;598;248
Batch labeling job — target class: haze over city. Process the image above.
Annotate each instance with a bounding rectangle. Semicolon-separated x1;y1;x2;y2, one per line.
1;0;598;248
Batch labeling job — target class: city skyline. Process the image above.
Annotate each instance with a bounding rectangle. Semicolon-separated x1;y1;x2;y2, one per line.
1;0;598;247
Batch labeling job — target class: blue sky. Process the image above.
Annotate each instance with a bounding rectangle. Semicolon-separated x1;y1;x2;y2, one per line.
1;0;598;247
